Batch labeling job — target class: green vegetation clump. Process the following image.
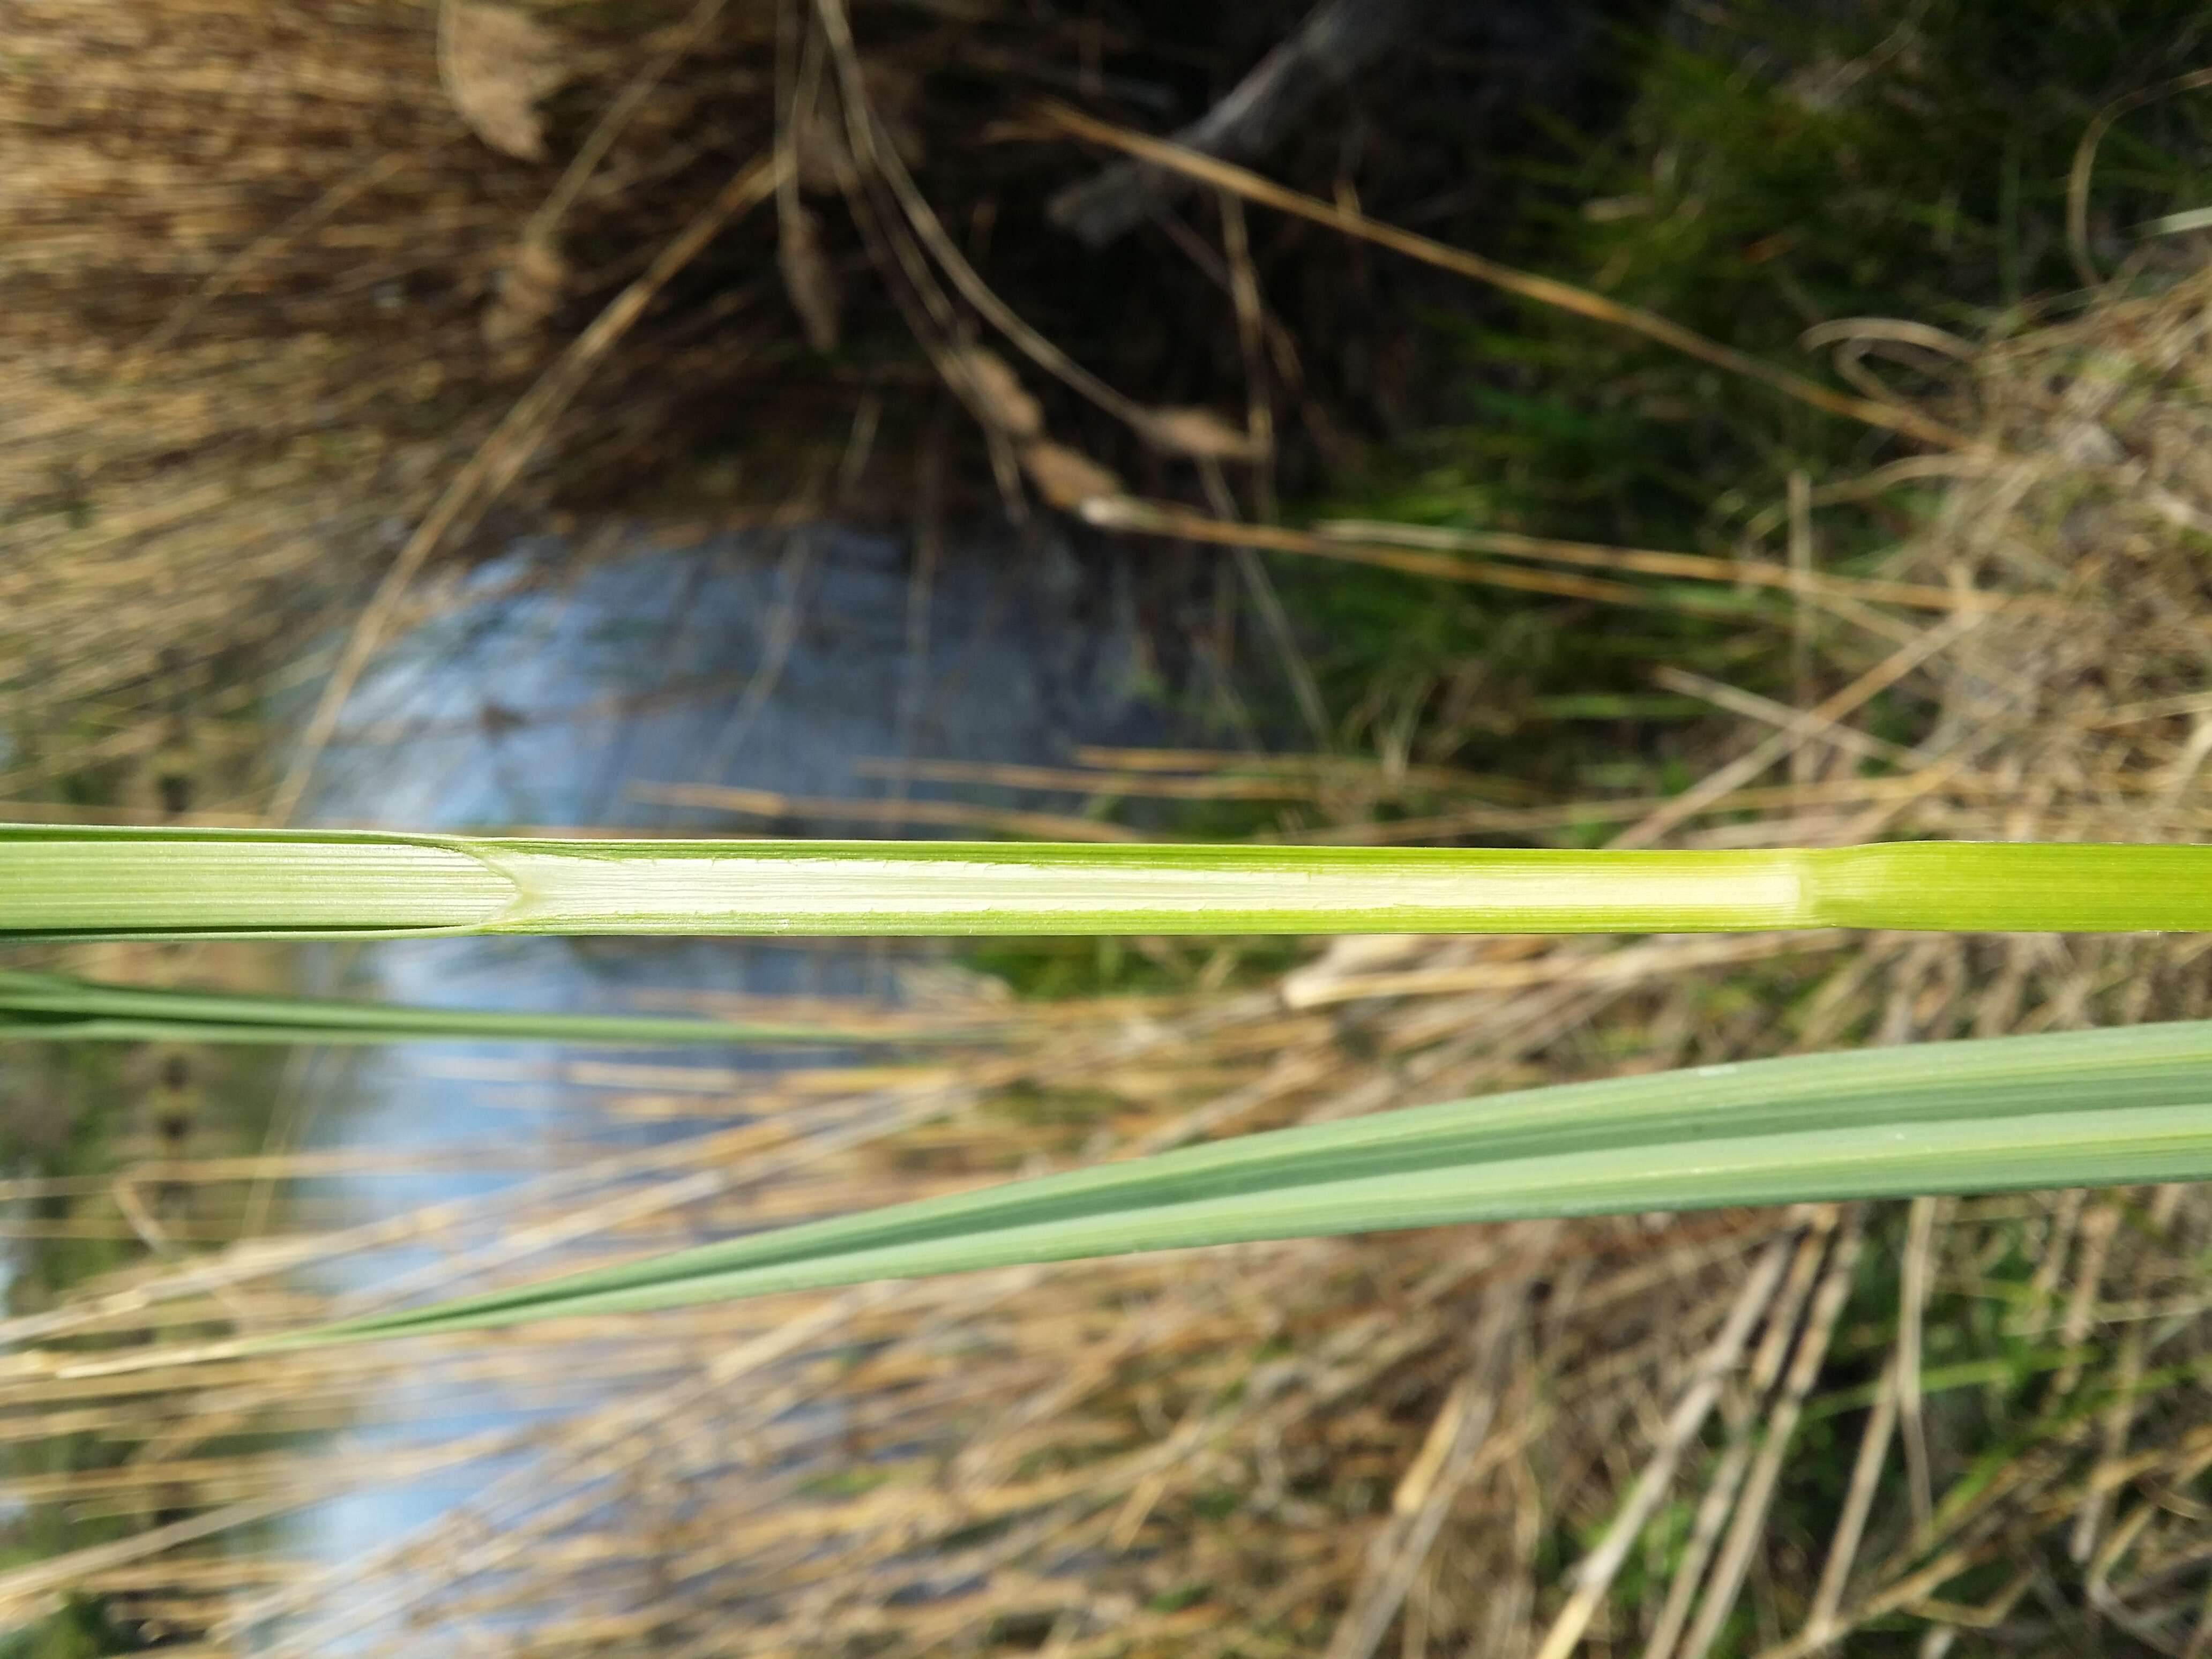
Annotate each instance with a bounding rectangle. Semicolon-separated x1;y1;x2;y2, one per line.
1292;0;2212;789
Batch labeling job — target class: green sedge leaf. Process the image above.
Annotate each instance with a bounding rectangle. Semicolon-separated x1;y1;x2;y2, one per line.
288;1020;2212;1344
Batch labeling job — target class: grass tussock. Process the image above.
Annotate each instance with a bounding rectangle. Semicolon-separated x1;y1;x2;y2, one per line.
0;0;1559;810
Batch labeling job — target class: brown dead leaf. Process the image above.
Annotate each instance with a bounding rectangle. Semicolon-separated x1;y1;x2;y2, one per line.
442;2;569;162
956;348;1044;438
1019;440;1124;510
1139;405;1266;463
779;207;841;354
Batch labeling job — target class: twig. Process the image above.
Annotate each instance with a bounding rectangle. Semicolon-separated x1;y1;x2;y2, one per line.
1039;102;1975;451
1312;519;2024;615
2052;1200;2120;1398
2073;1183;2186;1564
1800;1358;1900;1651
1654;668;1915;767
1194;460;1330;745
1611;611;1984;848
1047;0;1427;247
1089;496;2023;615
1530;1227;1802;1659
1677;1212;1865;1659
1645;1219;1837;1659
1898;1195;1940;1538
1217;191;1281;502
1643;1419;1758;1659
814;0;1153;432
1323;1229;1555;1659
632;782;1145;841
1085;497;1643;604
2067;69;2212;287
1788;470;1817;787
797;0;1027;516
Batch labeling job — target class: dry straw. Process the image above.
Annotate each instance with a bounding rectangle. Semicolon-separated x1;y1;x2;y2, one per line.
15;6;2212;1655
21;254;2212;1657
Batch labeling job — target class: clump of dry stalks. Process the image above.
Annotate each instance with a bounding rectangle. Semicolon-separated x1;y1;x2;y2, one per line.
8;259;2212;1654
0;0;943;795
0;0;1512;814
14;0;2212;1654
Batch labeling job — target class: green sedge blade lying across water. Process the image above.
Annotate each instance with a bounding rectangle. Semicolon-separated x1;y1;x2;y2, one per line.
292;1020;2212;1344
0;970;933;1048
10;824;2212;938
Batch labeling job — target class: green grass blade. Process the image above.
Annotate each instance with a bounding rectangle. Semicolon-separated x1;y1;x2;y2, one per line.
0;826;513;938
290;1020;2212;1344
10;825;2212;938
0;971;925;1048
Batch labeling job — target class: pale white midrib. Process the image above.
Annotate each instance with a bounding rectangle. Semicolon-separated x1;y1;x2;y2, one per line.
0;840;1817;937
487;850;1811;933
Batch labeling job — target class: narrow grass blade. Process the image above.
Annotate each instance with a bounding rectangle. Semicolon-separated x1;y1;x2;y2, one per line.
290;1019;2212;1344
0;971;927;1048
11;825;2212;939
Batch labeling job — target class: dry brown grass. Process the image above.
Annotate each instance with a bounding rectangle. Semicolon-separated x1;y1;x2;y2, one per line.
11;258;2212;1654
3;1;528;771
14;2;2212;1653
0;0;1492;807
0;0;906;786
